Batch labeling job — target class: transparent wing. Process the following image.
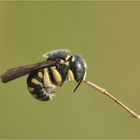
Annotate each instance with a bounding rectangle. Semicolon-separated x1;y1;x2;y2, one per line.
1;60;59;83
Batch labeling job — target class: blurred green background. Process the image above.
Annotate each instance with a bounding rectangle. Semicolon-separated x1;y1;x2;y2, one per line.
0;1;140;139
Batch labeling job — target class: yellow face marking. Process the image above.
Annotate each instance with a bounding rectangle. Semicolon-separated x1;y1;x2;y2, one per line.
28;87;34;92
44;68;52;87
71;56;75;62
65;55;71;61
31;78;43;85
68;69;74;81
51;67;62;85
38;72;43;78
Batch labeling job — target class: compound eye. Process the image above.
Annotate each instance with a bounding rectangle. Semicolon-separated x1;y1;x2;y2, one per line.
76;63;85;81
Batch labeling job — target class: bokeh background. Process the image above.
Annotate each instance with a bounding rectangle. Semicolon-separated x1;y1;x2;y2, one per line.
0;1;140;139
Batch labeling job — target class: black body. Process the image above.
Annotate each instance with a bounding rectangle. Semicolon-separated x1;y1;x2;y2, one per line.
0;49;87;101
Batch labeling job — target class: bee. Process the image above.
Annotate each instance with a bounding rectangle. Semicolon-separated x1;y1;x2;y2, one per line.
0;49;87;101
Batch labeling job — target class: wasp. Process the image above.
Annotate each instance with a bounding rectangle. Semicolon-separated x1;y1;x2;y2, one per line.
0;49;87;101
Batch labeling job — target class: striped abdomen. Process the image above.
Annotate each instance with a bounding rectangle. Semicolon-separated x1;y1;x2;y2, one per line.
27;64;74;101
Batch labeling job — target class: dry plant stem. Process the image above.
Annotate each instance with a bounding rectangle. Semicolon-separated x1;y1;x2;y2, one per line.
83;80;140;119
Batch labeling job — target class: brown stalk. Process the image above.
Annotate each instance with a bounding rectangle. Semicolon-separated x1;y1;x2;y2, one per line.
83;80;140;119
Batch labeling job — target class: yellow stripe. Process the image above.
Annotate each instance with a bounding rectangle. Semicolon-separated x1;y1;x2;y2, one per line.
65;55;71;61
65;62;69;66
38;72;43;78
31;78;43;85
59;59;69;66
71;56;75;62
44;68;52;87
51;67;62;85
68;70;74;81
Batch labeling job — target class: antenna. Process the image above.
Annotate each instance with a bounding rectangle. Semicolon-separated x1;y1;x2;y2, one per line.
73;80;83;92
